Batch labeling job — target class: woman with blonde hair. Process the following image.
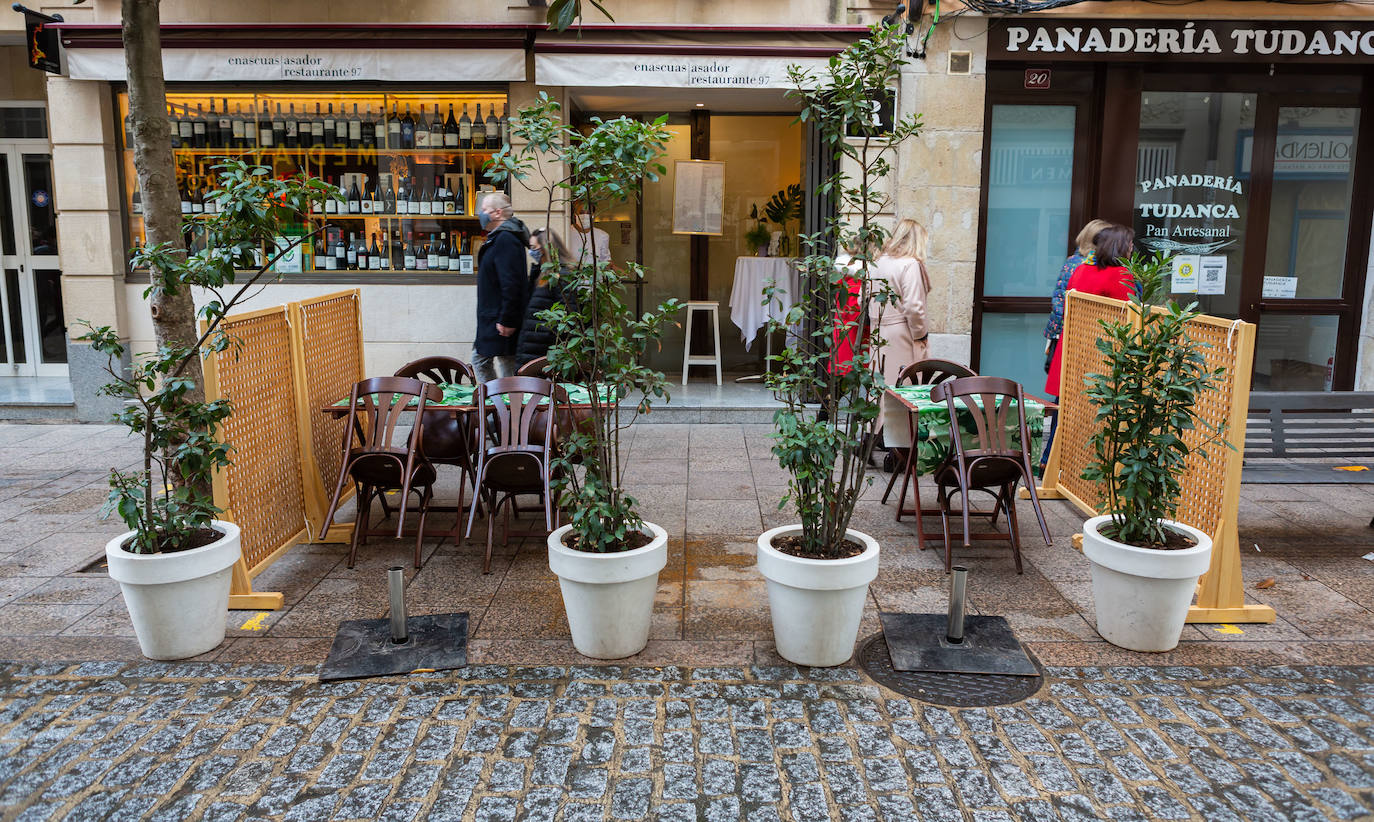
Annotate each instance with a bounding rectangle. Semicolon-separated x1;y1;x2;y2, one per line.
868;219;932;446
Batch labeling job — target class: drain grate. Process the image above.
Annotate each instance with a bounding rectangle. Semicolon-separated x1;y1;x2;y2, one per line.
857;633;1045;707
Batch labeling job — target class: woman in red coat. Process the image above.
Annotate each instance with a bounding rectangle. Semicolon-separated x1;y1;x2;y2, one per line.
1045;224;1137;398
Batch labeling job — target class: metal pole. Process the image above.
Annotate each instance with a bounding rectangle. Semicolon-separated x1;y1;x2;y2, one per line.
946;566;967;644
388;566;408;643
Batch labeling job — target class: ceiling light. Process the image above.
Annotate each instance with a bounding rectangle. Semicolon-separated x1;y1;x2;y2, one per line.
695;103;705;108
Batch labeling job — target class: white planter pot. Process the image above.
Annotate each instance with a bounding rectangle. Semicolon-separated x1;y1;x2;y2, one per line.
548;521;668;660
105;521;241;661
1082;515;1213;653
756;524;881;667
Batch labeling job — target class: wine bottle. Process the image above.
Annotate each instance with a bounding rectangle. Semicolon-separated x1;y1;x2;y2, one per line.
285;103;299;148
391;228;404;269
442;179;457;215
449;233;462;271
370;233;384;270
230;103;245;149
459;104;472;150
484;105;499;146
383;177;397;215
131;180;143;215
190;178;204;214
401;105;415;150
344;231;358;270
167;105;180;149
311;183;323;215
260;103;275;148
323;103;337;148
404;232;417;270
179;177;192;215
323;231;339;271
324;175;339;215
416;104;431;149
500;104;510;146
356;233;370;271
426;233;439;270
363;106;378;150
312;102;325;146
202;180;216;215
272;103;286;148
444;104;460;148
454;176;467;215
297;103;312;149
388;104;402;150
218;98;233;148
396;176;409;216
431;175;444;214
347;177;362;215
175;105;192;148
193;104;208;148
412;177;426;216
359;176;374;215
471;104;486;150
430;105;444;147
348;103;363;149
332;231;347;269
369;176;383;214
436;232;450;270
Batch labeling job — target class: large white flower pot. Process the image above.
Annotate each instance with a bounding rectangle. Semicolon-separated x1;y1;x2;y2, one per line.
105;521;241;661
1082;515;1212;653
756;524;881;667
548;521;668;660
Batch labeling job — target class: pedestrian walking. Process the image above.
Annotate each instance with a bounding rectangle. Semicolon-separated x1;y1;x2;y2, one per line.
868;219;932;442
516;228;576;369
473;192;531;384
1044;224;1137;399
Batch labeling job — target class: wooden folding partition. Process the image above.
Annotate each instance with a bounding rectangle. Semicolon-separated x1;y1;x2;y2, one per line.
1038;291;1275;625
204;289;365;610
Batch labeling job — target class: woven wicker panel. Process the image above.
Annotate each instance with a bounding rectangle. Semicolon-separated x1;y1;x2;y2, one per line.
298;291;363;533
212;308;308;571
1057;292;1246;535
1055;292;1131;515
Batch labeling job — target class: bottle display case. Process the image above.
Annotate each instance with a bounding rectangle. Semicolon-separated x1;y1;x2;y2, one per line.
118;90;510;275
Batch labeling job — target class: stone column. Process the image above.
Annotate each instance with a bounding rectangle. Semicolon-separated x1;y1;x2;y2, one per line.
45;75;130;422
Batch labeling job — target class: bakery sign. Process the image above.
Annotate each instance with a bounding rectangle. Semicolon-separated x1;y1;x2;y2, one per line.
990;20;1374;63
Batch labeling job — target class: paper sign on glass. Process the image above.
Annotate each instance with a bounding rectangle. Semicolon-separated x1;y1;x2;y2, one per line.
1262;276;1298;299
1198;256;1227;295
672;160;725;236
1171;255;1200;293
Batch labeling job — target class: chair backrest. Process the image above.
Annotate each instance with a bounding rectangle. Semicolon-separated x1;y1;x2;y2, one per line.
475;376;562;455
516;356;550;379
343;376;444;460
394;356;475;386
929;375;1031;463
896;358;975;387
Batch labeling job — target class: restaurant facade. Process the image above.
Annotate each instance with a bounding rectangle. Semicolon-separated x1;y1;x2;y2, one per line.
5;1;1374;419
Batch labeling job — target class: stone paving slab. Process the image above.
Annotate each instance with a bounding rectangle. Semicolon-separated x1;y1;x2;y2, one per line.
2;662;1374;820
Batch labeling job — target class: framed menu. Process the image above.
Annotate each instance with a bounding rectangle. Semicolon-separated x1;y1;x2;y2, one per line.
672;160;725;236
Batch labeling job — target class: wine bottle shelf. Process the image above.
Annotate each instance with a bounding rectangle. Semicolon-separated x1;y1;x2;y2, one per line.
150;147;502;157
130;213;481;222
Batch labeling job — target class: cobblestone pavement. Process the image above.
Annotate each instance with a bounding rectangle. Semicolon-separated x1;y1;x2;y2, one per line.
3;661;1374;821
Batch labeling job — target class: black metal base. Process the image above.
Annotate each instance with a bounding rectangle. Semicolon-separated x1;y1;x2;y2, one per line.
320;613;468;682
857;633;1045;707
879;612;1038;677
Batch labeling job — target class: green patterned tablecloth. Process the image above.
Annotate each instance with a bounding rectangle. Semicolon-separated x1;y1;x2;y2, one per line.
885;384;1045;475
330;382;612;410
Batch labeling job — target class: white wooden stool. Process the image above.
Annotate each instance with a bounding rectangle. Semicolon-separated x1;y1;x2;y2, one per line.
681;301;723;386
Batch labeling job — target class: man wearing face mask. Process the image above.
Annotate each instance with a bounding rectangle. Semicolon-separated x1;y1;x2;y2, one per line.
566;200;612;268
472;192;531;383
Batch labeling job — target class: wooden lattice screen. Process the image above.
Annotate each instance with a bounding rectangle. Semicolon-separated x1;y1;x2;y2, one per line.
292;290;365;541
204;306;310;610
1039;291;1275;625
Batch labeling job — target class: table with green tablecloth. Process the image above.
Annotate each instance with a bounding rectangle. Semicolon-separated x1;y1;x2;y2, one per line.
323;382;613;416
881;384;1046;475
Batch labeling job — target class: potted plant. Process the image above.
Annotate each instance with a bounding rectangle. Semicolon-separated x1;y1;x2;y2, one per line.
745;205;772;257
1079;251;1228;652
759;21;922;667
80;160;334;659
491;99;681;659
764;183;802;257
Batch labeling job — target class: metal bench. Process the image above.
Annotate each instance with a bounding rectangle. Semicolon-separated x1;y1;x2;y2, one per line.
1244;391;1374;485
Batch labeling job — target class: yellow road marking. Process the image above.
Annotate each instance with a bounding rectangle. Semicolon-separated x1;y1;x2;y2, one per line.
1335;466;1370;472
1214;624;1244;635
240;612;270;631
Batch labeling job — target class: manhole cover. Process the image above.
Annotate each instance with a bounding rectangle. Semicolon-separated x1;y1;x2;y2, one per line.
857;633;1045;707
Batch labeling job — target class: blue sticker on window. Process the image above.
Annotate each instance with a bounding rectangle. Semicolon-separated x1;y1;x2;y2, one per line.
30;190;49;208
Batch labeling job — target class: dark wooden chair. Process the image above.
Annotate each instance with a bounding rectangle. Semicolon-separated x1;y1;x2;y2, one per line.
464;377;563;573
883;359;976;549
394;357;478;518
320;376;445;569
515;356;550;378
929;376;1053;574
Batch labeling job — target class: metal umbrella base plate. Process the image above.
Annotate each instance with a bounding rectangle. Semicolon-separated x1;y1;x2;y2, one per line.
320;613;469;682
879;612;1037;677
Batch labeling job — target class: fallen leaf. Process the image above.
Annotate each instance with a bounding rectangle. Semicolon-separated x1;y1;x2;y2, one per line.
1254;577;1276;589
1302;573;1314;580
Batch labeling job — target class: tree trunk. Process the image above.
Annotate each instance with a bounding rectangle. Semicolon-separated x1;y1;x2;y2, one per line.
121;0;208;494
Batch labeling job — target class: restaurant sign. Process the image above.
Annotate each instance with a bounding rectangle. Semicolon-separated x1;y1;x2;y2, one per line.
990;20;1374;63
66;47;527;82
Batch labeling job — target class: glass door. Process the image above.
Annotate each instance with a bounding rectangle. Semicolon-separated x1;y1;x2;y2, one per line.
0;144;64;378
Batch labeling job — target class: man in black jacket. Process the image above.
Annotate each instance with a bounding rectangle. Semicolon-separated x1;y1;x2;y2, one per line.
472;192;531;383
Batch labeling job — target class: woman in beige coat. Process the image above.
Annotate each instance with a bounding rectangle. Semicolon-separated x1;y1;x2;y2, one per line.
869;219;932;443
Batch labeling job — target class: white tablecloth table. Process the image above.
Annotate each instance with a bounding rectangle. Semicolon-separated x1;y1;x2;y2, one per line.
729;256;798;351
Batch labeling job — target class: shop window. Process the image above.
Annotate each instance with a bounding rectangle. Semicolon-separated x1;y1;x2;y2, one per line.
116;90;509;275
982;105;1075;298
1133;91;1256;317
0;107;47;140
979;311;1051;396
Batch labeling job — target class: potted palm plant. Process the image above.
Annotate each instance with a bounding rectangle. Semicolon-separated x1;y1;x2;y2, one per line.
80;161;334;660
1079;251;1228;652
491;98;681;659
758;21;922;667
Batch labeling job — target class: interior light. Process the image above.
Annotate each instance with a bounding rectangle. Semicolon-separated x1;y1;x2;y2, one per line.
695;102;705;108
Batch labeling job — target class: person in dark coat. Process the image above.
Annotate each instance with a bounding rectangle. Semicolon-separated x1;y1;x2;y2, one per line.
472;192;531;384
516;228;576;369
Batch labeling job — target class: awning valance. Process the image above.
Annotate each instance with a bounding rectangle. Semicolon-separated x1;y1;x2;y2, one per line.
535;53;830;89
66;47;526;83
